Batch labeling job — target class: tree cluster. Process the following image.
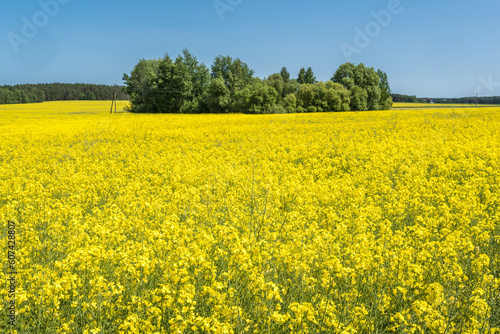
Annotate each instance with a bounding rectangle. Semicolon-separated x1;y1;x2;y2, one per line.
0;86;44;104
391;94;422;103
434;96;500;105
123;49;393;114
391;93;500;105
0;83;129;105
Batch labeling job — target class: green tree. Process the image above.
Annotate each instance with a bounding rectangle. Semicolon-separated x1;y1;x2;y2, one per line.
350;86;368;111
205;76;231;113
246;80;279;114
297;68;306;84
13;89;29;103
332;63;381;111
304;67;316;85
293;81;350;113
377;69;393;110
283;93;297;113
316;81;350;112
280;67;290;83
332;62;356;90
211;55;254;93
296;84;315;111
123;58;161;112
232;79;279;114
283;79;300;97
120;53;392;114
298;67;316;85
85;91;97;100
150;54;192;113
266;73;284;100
124;50;209;113
0;88;13;104
209;55;254;111
181;49;210;112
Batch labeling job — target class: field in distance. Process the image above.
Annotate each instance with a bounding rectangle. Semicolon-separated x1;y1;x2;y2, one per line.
0;101;499;333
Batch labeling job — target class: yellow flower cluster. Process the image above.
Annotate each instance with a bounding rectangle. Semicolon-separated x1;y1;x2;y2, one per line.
0;101;499;333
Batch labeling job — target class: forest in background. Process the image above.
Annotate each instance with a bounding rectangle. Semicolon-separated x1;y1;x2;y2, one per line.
391;93;500;104
0;83;129;104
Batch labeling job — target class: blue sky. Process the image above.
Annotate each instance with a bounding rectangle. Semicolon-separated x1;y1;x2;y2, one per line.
1;0;499;97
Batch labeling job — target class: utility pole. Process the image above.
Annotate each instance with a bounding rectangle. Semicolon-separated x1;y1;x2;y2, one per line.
110;85;117;113
476;92;478;108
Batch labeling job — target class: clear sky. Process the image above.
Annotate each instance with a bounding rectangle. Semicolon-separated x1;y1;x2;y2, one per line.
1;0;499;98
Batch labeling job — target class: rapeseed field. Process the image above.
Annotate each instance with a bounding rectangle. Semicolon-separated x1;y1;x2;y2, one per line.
0;101;499;333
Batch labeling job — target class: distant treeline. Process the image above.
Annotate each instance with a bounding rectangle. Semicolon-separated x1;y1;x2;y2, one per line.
0;83;129;104
392;93;500;105
433;96;500;104
391;94;422;103
123;49;393;114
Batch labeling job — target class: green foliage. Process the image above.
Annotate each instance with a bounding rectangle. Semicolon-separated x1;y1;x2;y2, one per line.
297;68;306;85
124;50;210;113
366;85;381;111
0;89;13;104
307;105;317;113
205;76;231;113
297;67;316;85
149;54;191;113
182;49;210;104
391;94;421;103
323;82;351;112
377;69;393;110
232;79;279;114
79;91;97;100
203;55;256;113
283;94;297;113
305;67;316;85
283;79;300;98
266;73;285;100
269;104;287;114
0;83;124;105
293;81;351;113
280;67;290;83
211;55;254;93
296;84;315;109
350;86;369;111
381;96;394;110
124;53;392;114
123;58;160;111
332;62;387;111
434;96;500;104
332;62;355;90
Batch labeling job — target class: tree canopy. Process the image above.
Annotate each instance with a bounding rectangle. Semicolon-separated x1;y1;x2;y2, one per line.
331;62;392;111
123;50;393;114
297;67;316;85
0;83;128;105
